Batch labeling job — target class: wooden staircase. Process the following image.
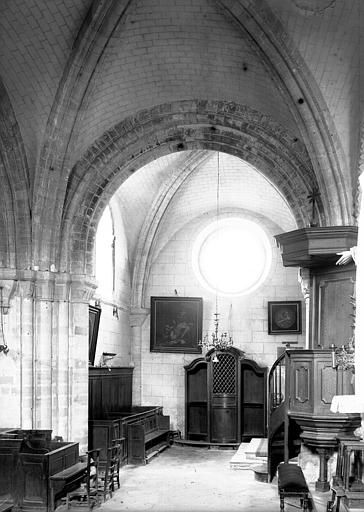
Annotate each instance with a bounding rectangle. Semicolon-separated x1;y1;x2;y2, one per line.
267;349;361;491
267;352;301;482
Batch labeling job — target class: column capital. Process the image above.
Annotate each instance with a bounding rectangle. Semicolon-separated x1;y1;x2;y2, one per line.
69;274;97;303
298;267;310;300
130;307;149;327
0;268;97;304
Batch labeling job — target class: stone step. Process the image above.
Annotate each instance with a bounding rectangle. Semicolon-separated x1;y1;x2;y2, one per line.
252;462;269;483
245;438;267;459
230;438;268;470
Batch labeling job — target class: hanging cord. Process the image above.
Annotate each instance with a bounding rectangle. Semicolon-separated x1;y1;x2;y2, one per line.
0;287;9;354
215;151;220;319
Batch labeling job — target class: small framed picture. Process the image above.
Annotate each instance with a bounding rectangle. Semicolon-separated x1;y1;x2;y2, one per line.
150;296;203;353
268;301;302;335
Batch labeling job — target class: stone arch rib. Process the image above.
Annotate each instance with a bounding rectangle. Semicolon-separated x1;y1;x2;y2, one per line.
215;0;352;225
0;79;31;269
60;100;321;279
32;0;133;271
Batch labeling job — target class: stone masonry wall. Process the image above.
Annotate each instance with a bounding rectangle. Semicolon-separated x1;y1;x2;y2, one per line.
137;218;305;433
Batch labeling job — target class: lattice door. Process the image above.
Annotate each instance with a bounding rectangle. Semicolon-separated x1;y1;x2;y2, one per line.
212;353;236;394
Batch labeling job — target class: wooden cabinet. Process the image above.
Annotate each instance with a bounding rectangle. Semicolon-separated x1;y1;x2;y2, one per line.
185;348;267;443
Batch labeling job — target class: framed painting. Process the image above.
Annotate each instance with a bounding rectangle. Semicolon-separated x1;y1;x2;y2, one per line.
268;301;302;335
150;296;203;353
89;305;102;365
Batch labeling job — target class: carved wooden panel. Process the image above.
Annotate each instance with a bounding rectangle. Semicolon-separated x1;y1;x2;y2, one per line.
295;366;309;403
89;367;133;419
320;365;336;404
211;407;237;442
311;265;355;348
0;438;22;504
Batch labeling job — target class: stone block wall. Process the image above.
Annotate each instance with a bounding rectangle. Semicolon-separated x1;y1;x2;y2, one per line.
136;217;305;432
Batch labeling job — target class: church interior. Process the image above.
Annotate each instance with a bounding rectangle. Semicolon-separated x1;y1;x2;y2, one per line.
0;0;363;511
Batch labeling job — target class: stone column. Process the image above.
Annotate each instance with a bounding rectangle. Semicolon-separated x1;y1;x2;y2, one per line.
316;448;331;492
33;271;56;429
130;308;149;405
0;273;21;426
52;272;72;440
298;267;310;348
0;269;96;450
69;274;97;451
18;275;36;428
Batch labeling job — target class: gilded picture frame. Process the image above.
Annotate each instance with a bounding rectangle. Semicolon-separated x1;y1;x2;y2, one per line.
150;296;203;353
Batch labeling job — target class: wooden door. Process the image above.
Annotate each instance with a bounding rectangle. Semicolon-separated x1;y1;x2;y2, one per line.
185;359;208;440
210;352;238;443
241;360;267;439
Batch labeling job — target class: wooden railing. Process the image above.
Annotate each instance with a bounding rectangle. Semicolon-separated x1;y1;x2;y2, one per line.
267;352;287;481
269;352;285;413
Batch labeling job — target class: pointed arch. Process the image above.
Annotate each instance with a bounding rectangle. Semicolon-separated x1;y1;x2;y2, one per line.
31;0;133;270
216;0;352;224
0;79;31;268
60;100;321;279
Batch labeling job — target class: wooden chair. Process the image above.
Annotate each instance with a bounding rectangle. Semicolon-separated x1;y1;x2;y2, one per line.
98;445;118;502
111;438;124;490
65;448;100;510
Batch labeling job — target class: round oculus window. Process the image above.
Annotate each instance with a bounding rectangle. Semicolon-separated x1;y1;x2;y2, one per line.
192;218;271;296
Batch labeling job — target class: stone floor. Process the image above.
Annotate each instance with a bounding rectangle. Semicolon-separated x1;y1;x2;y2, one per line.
58;444;331;512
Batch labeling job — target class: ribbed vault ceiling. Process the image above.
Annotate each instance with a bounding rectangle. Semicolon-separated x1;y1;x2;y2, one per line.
0;0;361;272
116;151;297;264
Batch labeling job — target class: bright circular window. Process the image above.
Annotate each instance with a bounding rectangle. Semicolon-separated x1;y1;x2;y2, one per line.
192;218;271;296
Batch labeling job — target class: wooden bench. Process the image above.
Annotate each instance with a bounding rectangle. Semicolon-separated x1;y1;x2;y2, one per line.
90;406;171;466
49;461;87;511
277;463;310;510
127;410;171;465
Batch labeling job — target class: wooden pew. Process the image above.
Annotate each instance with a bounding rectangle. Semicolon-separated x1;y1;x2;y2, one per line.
49;461;87;511
88;368;172;466
0;437;22;510
89;406;171;466
127;410;171;464
0;429;82;511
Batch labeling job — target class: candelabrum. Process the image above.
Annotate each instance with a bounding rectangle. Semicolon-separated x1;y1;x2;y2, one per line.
330;294;356;372
331;341;355;373
199;312;233;351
